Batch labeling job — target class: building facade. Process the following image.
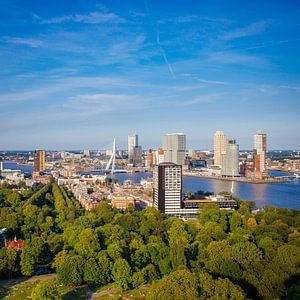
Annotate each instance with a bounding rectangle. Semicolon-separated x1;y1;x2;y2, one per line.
155;148;165;165
146;149;154;167
214;130;225;167
132;146;142;166
153;163;182;214
254;132;267;173
128;134;138;164
163;133;186;166
34;149;45;173
221;139;240;176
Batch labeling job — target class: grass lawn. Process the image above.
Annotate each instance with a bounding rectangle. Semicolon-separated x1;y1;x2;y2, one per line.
0;281;36;300
93;283;115;293
0;276;86;299
93;286;150;300
59;285;86;300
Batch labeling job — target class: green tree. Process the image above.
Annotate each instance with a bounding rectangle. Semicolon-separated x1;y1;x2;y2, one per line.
198;204;220;225
84;257;102;285
20;240;35;276
147;269;198;300
230;241;262;270
198;271;246;300
52;250;68;272
58;254;84;286
230;211;242;232
168;219;190;269
74;228;100;258
97;251;113;285
6;247;18;278
112;258;132;291
31;279;61;300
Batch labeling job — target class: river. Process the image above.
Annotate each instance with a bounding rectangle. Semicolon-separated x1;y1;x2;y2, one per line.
2;162;300;210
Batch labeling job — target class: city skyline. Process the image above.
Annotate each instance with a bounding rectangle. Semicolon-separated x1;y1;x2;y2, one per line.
1;0;300;149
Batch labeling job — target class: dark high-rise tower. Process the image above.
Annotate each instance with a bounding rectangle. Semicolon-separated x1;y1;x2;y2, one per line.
153;162;182;214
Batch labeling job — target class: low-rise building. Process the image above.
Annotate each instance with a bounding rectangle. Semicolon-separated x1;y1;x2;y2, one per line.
111;195;135;210
5;238;25;251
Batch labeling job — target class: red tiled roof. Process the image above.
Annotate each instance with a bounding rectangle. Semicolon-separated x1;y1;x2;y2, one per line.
6;240;25;249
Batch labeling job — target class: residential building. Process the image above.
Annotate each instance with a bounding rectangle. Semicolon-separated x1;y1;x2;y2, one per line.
221;139;240;177
111;195;135;210
153;162;199;218
83;149;90;157
292;160;300;172
254;132;267;173
155;148;165;165
146;149;154;167
153;162;182;214
132;146;142;166
128;134;138;163
34;149;45;173
214;131;225;167
5;237;25;251
163;133;186;166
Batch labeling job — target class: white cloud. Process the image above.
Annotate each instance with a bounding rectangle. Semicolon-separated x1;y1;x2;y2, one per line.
197;79;227;85
69;93;135;105
0;76;138;106
43;11;125;24
222;21;268;40
3;37;43;47
177;93;224;106
209;51;269;66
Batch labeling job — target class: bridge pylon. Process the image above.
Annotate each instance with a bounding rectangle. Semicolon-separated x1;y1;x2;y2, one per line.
105;138;116;174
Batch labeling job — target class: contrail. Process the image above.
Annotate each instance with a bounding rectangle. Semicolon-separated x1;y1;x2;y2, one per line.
144;0;176;79
156;31;176;78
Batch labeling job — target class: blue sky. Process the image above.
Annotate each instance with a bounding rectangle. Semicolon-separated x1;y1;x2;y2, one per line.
0;0;299;150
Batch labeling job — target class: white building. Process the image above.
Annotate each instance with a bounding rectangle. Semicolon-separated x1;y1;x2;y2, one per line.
221;139;240;177
154;149;165;165
83;149;90;157
163;133;186;166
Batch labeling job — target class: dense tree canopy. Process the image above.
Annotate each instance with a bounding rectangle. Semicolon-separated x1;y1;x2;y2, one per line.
0;182;299;299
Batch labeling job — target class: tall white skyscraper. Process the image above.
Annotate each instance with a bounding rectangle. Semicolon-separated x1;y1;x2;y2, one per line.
221;139;240;177
163;133;186;166
128;134;138;163
153;162;182;214
254;132;267;173
214;131;225;167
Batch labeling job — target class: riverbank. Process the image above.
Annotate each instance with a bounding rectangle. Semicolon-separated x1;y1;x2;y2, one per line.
183;172;293;184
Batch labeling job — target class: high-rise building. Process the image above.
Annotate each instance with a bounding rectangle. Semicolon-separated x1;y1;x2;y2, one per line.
163;133;186;166
153;162;182;214
146;149;154;167
154;148;165;165
34;150;45;173
254;132;267;173
221;139;240;176
132;146;142;166
128;134;138;163
214;131;225;166
83;149;90;157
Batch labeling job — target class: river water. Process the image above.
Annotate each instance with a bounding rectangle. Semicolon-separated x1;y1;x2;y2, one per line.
3;162;300;210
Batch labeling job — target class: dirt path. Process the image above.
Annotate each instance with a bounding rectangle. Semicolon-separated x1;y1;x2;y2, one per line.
89;288;118;299
25;274;57;283
0;274;57;289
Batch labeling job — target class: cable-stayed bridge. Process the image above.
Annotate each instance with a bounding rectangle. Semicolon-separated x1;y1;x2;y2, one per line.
104;138;127;174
